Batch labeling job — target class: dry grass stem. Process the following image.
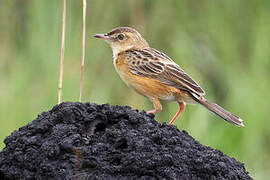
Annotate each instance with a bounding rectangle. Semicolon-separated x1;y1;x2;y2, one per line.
79;0;87;102
58;0;66;104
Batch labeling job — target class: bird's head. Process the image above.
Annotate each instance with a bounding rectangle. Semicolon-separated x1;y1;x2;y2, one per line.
94;27;149;56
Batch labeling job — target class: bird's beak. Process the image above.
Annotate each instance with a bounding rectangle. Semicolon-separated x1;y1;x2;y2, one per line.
93;33;108;39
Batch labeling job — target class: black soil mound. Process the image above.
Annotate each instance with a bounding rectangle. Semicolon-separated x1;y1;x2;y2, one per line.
0;102;252;180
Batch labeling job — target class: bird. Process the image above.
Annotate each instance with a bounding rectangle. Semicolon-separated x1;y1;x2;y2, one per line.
93;27;244;127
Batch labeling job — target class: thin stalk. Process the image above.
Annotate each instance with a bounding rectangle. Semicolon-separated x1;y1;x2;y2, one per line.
79;0;87;102
58;0;66;104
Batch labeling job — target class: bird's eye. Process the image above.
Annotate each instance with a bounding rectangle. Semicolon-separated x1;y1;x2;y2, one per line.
117;34;124;40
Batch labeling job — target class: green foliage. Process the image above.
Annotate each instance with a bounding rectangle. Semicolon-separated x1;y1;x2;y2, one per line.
0;0;269;178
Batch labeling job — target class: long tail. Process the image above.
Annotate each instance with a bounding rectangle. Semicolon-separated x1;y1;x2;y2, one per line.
195;96;244;127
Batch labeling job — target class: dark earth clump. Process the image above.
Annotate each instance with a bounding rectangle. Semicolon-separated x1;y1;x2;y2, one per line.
0;102;252;180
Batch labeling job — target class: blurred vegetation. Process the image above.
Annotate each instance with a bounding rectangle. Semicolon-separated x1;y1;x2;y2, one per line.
0;0;270;179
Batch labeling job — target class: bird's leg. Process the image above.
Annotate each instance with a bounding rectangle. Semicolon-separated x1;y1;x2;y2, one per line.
147;98;162;114
169;101;186;125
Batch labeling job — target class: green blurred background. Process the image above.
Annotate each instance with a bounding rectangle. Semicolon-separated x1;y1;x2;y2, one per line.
1;0;270;178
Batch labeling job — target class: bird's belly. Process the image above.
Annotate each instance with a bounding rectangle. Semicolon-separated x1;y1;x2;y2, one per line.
117;68;177;100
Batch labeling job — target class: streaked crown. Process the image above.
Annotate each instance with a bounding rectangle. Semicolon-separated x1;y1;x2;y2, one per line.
94;27;149;56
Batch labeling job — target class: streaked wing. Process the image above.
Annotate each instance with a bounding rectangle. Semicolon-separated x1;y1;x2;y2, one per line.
125;48;205;96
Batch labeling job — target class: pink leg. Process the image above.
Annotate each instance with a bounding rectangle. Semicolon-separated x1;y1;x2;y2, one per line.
147;98;162;114
169;102;186;125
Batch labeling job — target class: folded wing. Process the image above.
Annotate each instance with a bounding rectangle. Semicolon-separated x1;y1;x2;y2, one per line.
125;48;205;96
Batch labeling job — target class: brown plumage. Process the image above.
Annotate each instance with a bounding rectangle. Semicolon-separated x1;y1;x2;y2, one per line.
94;27;244;127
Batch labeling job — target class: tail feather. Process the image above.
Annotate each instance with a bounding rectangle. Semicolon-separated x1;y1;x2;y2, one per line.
196;97;244;127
